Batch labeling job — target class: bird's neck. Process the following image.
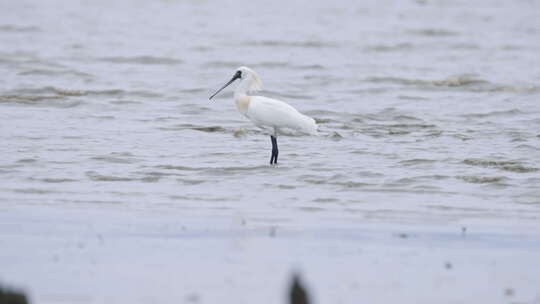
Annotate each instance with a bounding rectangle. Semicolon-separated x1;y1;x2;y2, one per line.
234;79;252;99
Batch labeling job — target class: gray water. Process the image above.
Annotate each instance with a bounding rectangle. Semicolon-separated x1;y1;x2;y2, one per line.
1;1;540;303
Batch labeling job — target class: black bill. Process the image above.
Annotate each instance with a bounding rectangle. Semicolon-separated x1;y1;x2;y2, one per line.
209;70;242;100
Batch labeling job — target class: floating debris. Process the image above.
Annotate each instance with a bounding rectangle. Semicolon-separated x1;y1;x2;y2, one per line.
233;128;248;138
0;284;29;304
269;226;277;238
504;288;515;297
328;131;343;141
289;274;310;304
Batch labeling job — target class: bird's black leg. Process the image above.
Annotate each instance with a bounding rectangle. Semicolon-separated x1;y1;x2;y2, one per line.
270;135;279;164
273;136;278;164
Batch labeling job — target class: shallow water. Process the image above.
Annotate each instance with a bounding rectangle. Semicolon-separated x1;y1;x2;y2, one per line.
1;0;540;303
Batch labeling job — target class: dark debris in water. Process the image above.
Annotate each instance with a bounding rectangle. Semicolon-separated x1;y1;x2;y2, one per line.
445;262;453;269
504;288;515;297
328;131;343;140
233;128;248;138
289;274;310;304
0;284;29;304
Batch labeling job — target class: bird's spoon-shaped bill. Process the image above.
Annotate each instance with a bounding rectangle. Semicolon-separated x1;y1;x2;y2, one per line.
209;71;241;100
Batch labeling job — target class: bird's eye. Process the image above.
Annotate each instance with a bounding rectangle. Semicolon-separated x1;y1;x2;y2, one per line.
235;71;242;78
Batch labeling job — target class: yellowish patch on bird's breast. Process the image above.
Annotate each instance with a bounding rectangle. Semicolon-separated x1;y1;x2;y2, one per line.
235;95;251;113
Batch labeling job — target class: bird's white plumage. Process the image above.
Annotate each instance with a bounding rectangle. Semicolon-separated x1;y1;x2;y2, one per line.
245;95;317;136
232;66;317;136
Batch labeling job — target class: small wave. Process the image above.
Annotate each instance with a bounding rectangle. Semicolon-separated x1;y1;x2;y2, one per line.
305;109;341;116
394;115;422;121
363;43;414;52
0;94;63;103
109;100;142;105
179;88;207;94
398;95;429;101
16;158;38;163
86;89;125;96
486;85;540;93
333;181;372;188
1;87;138;107
22;86;135;97
367;74;487;88
97;56;183;65
156;165;201;171
294;64;326;70
13;188;56;194
18;69;92;78
462;109;523;119
90;153;138;164
157;164;272;174
314;118;334;124
301;177;327;185
277;184;296;189
159;124;226;133
192;126;225;132
169;195;239;202
399;159;437;166
450;43;480;50
515;144;540;151
458;176;507;184
190;45;212;52
0;94;82;108
203;61;244;68
386;123;436;129
0;24;41;32
177;178;206;185
313;198;339;203
238;39;337;48
86;171;136;182
407;28;459;37
255;61;288;68
29;177;78;183
52;88;87;96
463;159;538;173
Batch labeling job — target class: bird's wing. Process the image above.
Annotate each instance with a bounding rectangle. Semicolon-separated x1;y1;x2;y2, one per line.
247;96;317;135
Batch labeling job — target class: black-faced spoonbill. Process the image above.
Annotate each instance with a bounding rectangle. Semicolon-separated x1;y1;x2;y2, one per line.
209;67;317;164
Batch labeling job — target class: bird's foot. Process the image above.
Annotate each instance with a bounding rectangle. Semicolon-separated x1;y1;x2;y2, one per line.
270;150;278;165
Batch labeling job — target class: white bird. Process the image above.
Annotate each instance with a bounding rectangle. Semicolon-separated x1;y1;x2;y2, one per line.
209;66;317;164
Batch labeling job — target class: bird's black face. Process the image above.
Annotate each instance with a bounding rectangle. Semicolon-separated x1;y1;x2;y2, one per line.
233;70;242;79
209;70;243;100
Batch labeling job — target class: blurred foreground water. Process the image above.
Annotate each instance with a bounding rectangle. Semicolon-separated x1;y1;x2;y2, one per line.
1;0;539;303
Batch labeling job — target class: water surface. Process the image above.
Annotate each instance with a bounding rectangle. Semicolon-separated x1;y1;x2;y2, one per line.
1;0;539;303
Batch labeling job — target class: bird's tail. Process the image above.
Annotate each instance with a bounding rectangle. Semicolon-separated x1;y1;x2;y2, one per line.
300;115;318;136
